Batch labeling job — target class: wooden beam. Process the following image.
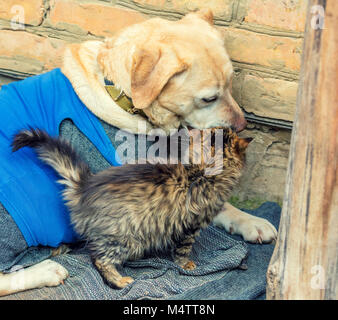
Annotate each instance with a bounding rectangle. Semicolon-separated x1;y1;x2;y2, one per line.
266;0;338;300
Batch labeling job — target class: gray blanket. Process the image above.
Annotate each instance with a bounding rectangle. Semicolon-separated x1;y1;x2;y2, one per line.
0;120;281;300
1;202;280;300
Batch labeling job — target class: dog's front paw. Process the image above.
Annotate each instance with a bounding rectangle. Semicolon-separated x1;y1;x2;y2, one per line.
214;213;277;244
236;216;277;243
32;259;69;287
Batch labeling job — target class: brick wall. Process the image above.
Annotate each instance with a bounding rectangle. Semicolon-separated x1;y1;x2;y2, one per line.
0;0;308;203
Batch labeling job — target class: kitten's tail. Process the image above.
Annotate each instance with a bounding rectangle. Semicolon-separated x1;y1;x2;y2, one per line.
12;128;91;204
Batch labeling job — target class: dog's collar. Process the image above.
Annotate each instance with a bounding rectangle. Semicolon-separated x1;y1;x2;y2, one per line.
104;79;147;118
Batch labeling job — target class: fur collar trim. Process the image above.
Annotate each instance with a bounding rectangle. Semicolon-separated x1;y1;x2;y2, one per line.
61;41;153;135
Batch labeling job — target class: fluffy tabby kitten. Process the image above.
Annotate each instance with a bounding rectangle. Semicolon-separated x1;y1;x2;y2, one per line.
12;128;252;289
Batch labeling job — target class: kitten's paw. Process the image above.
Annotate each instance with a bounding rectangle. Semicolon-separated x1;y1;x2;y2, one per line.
182;261;196;270
51;244;71;257
116;276;134;288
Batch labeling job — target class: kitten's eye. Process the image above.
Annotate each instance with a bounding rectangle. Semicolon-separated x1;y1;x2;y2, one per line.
202;96;218;104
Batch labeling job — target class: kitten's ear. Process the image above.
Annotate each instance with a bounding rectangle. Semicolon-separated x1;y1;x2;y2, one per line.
236;137;253;152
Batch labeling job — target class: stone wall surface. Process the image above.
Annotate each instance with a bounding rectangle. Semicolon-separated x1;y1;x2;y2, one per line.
0;0;308;203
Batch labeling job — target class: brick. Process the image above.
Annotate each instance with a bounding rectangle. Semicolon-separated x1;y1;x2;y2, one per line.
233;125;291;202
238;0;307;32
233;73;298;122
49;0;146;37
0;0;45;26
220;27;303;72
0;30;66;75
131;0;235;20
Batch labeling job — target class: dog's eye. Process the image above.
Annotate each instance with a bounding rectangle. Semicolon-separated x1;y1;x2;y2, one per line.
202;96;218;104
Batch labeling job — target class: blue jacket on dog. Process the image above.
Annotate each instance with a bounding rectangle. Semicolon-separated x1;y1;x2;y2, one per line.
0;69;121;247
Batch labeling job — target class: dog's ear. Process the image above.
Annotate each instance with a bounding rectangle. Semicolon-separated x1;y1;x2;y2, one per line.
194;8;214;25
182;8;214;26
131;46;188;109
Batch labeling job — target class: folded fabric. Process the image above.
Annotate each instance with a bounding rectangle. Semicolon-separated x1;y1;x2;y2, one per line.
1;202;280;300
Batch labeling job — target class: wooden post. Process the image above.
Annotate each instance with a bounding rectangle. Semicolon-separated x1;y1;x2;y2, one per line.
266;0;338;300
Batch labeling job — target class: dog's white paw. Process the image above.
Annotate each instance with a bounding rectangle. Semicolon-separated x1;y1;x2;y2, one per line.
234;216;277;243
30;259;69;288
214;213;277;244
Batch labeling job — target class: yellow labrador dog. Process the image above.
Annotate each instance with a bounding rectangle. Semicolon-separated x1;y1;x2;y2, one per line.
0;9;276;296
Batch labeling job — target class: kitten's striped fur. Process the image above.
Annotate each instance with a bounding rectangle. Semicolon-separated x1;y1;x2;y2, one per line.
12;128;251;289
